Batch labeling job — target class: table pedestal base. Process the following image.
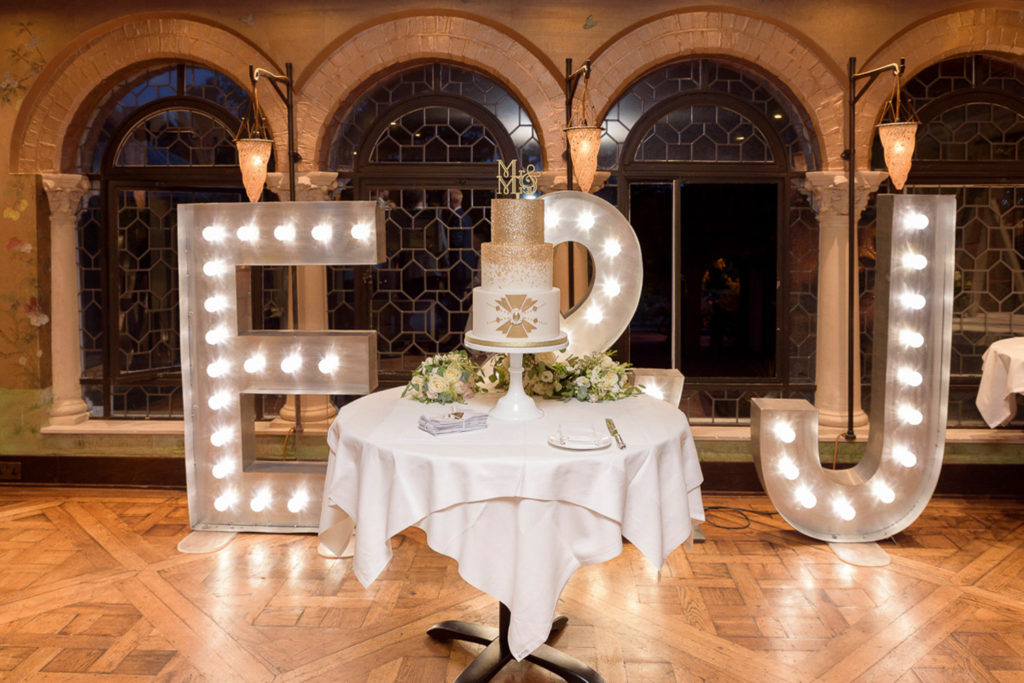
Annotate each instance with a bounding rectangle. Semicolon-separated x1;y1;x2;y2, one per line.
428;603;604;682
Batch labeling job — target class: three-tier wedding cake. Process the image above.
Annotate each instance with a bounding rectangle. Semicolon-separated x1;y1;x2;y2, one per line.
465;198;567;348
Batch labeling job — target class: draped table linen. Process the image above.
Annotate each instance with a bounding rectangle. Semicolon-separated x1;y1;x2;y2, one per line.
318;387;704;660
976;337;1024;428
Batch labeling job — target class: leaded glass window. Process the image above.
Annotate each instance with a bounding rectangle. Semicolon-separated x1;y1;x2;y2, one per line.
634;104;773;163
326;63;541;171
370;106;499;163
76;64;251;418
114;109;238;167
862;55;1024;427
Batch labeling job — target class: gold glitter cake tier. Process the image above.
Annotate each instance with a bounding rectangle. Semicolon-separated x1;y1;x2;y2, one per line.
490;198;545;243
481;243;553;290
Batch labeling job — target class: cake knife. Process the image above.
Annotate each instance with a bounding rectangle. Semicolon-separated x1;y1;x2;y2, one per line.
605;418;626;449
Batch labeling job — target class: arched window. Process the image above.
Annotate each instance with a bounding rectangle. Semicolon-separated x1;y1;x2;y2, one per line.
76;64;253;418
605;58;820;424
324;63;541;384
865;55;1024;427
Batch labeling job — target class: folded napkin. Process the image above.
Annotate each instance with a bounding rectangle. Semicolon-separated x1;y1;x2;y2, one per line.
418;409;489;436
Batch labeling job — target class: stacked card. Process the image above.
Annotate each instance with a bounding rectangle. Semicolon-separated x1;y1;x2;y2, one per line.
418;410;489;435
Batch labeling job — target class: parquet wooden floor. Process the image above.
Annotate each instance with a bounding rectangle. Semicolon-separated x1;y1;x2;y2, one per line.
1;487;1023;682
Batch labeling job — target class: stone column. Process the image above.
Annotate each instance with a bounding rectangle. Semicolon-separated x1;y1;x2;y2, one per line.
41;174;92;425
266;172;339;426
800;171;888;429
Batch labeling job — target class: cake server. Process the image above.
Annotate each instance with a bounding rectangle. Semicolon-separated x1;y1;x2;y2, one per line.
605;418;626;449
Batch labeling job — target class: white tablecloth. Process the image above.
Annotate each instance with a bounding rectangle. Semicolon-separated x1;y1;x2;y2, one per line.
318;387;704;660
976;337;1024;427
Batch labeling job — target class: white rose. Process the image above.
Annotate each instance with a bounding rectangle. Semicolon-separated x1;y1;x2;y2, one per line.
541;370;554;383
428;375;448;393
601;355;615;368
444;366;460;381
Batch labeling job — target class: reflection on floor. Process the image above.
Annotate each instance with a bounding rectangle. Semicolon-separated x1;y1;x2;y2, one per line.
1;487;1023;681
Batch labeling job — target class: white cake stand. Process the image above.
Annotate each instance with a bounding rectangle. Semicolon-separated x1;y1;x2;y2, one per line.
464;332;568;421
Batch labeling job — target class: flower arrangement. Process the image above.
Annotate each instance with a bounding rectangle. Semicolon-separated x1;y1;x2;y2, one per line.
497;350;643;402
402;350;481;404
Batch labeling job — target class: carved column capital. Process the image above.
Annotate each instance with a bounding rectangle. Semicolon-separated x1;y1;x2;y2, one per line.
41;174;90;217
799;171;889;218
266;172;340;201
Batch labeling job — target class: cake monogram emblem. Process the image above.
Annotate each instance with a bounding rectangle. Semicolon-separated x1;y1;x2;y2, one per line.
496;159;538;197
494;294;540;338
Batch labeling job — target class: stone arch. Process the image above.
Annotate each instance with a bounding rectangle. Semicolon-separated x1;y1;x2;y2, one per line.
297;12;563;173
856;4;1024;169
10;13;284;174
587;8;844;171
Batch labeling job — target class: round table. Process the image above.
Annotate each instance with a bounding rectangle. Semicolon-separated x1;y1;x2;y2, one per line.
318;387;704;679
976;337;1024;427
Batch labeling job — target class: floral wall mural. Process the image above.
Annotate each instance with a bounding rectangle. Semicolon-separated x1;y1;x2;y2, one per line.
0;21;45;107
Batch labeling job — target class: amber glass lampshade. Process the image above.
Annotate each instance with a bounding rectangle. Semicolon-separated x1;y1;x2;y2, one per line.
237;138;273;202
565;125;602;194
877;121;918;191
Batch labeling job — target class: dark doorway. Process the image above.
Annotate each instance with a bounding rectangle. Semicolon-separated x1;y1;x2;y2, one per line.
680;182;777;378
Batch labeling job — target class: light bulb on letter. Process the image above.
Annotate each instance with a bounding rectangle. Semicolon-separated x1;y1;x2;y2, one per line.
902;252;928;270
773;422;796;444
212;459;234;479
603;238;621;258
577;212;595;231
897;367;923;387
318;354;340;374
274;223;295;242
236;224;259;242
778;456;799;481
795;485;817;509
243;354;266;374
893;445;918;468
210;428;233;447
602;278;622;298
872;480;896;504
350;222;372;241
280;353;302;374
833;497;856;521
202;225;226;242
204;295;228;313
311;223;332;242
203;260;227;277
249;489;271;512
898;329;924;348
205;326;229;345
643;383;664;400
905;213;929;230
214;491;236;512
208;391;231;411
206;359;229;378
897;404;924;425
900;292;926;310
287;490;309;514
584;305;604;324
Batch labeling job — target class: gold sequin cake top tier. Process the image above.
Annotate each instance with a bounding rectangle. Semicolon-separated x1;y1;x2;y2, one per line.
490;198;545;244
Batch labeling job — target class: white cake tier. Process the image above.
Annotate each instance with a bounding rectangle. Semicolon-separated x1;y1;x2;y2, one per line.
481;242;553;290
468;287;563;346
491;198;544;243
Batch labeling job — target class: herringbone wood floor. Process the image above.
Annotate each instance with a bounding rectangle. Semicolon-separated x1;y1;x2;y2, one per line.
1;487;1023;681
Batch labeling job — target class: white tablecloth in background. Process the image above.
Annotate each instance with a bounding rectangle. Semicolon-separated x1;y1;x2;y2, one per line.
318;387;703;660
976;337;1024;428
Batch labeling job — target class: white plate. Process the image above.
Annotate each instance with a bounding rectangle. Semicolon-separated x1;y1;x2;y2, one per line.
547;434;612;450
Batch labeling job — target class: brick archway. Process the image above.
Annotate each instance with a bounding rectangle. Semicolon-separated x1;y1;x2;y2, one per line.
587;9;843;171
10;13;283;173
296;12;563;173
855;4;1024;168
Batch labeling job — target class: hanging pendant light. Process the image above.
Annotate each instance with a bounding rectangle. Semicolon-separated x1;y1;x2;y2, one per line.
237;138;273;202
877;121;917;191
876;68;918;192
566;125;602;194
235;77;273;203
564;62;602;194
